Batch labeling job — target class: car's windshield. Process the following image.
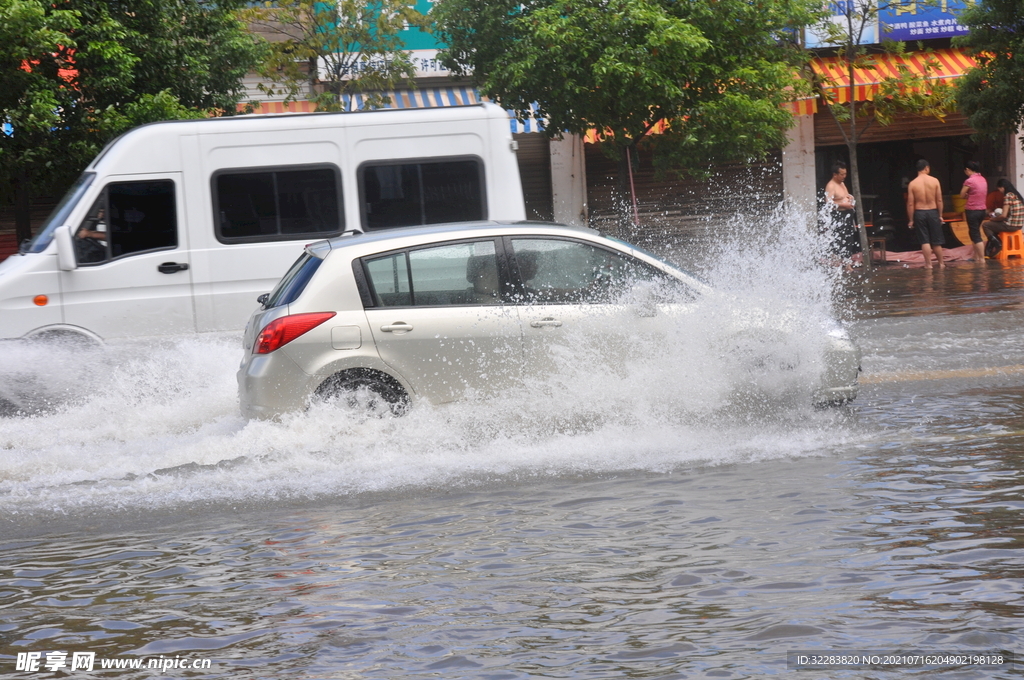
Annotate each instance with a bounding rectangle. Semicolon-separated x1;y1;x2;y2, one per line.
22;173;96;254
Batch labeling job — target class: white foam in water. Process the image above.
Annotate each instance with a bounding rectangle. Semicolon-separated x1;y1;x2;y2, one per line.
0;205;863;517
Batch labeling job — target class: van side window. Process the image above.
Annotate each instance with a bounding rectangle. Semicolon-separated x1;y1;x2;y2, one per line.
361;159;485;229
74;181;177;264
214;166;343;242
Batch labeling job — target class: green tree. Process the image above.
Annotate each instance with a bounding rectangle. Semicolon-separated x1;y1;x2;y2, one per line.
810;0;956;266
954;0;1024;151
433;0;817;231
243;0;428;112
0;0;265;244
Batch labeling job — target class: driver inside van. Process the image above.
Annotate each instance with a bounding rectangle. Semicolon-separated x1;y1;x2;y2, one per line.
75;207;108;263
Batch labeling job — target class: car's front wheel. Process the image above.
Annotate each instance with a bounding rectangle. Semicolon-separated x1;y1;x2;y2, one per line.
313;369;410;416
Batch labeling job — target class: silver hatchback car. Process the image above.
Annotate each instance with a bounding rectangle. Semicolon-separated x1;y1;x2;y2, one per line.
238;222;860;418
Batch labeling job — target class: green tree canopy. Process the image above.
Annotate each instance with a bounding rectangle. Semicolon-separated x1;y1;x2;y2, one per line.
0;0;265;242
243;0;428;112
955;0;1024;150
433;0;817;209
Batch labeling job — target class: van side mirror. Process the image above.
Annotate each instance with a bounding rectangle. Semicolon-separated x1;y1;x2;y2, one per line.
54;225;78;271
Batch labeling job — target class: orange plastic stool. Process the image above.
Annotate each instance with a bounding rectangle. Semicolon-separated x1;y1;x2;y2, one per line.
997;230;1024;260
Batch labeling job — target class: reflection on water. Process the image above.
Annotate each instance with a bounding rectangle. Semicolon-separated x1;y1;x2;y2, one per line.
1;224;1023;678
847;259;1024;318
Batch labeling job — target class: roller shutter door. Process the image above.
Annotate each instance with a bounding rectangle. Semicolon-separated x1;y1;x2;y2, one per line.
513;133;553;222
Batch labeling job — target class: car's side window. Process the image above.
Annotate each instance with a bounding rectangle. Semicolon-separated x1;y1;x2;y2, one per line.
509;238;665;304
364;253;412;307
74;181;177;265
360;158;485;230
363;240;501;307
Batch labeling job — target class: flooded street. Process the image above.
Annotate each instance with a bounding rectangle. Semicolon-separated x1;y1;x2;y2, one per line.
1;252;1022;678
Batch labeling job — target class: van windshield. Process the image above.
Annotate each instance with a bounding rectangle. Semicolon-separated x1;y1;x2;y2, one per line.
23;173;96;254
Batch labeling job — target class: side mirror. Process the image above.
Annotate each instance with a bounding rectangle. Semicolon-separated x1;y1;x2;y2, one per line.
54;225;77;271
257;293;269;306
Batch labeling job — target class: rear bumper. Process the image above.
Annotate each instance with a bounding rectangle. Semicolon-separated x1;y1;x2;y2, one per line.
237;351;314;420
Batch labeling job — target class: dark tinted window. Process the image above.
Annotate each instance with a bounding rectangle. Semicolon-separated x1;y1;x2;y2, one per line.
215;166;342;242
264;253;324;308
362;159;484;229
74;180;177;264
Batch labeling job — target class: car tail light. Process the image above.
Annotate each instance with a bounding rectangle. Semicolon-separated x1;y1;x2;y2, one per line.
254;312;336;354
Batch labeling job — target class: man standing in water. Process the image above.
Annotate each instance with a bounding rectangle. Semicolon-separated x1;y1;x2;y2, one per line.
907;159;945;269
824;161;859;260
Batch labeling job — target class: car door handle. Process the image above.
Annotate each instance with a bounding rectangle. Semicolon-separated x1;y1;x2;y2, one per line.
381;323;414;333
530;317;563;328
158;262;189;274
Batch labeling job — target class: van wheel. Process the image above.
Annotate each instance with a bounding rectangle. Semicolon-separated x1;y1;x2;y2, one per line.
25;329;101;349
314;369;410;416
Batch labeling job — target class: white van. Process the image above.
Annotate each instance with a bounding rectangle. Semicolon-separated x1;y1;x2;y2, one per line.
0;103;526;343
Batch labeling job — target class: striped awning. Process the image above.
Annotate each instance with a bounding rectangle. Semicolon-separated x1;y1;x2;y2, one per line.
782;97;818;116
508;102;546;134
246;87;549;135
247;86;484;115
812;47;977;103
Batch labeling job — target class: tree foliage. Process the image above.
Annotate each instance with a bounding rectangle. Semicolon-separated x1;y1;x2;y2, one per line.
433;0;816;176
0;0;265;241
243;0;428;112
954;0;1024;149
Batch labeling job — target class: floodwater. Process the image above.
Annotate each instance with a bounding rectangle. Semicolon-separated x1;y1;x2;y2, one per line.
1;223;1022;678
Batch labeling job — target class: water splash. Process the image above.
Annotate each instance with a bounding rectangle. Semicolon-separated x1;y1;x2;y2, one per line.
0;205;864;519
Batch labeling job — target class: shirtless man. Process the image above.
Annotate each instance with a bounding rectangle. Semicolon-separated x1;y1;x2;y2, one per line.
906;159;945;269
824;161;859;258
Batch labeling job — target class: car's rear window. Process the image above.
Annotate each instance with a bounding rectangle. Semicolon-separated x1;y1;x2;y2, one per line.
264;252;324;308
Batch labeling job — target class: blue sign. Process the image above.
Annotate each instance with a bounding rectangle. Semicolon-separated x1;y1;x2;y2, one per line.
879;0;972;41
806;0;974;47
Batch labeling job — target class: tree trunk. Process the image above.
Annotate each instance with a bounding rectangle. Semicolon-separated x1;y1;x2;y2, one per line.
844;43;871;271
615;150;631;238
14;171;33;246
846;141;870;267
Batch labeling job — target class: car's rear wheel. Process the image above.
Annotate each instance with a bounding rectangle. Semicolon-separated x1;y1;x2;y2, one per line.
314;369;410;416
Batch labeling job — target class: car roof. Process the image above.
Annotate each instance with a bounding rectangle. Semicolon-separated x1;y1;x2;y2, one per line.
325;221;600;251
304;219;712;293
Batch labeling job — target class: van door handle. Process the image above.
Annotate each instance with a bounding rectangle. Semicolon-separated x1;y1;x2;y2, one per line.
530;317;562;328
158;262;189;274
381;323;414;333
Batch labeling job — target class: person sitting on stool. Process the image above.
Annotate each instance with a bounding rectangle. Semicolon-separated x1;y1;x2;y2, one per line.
981;179;1024;255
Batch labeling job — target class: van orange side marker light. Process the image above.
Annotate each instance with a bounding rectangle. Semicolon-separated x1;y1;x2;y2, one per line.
33;295;48;306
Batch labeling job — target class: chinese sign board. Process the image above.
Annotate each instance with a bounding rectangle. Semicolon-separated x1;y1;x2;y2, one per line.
806;0;975;48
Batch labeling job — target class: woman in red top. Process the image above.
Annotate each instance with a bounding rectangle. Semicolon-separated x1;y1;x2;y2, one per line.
959;161;988;261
